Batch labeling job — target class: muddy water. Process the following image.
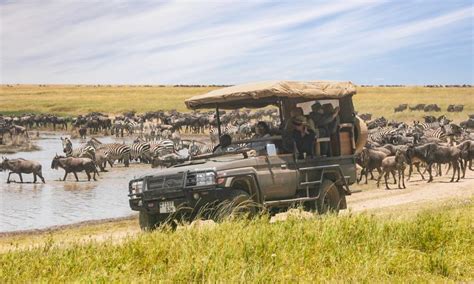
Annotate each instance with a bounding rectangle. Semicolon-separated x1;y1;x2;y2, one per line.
0;133;159;232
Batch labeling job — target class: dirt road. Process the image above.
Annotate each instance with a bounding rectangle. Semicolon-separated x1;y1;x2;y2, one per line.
347;169;474;213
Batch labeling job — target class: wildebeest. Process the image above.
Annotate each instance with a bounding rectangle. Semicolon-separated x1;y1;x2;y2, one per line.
359;113;372;122
423;115;437;123
78;127;87;139
406;143;461;183
460;118;474;129
409;104;425;111
1;157;45;183
0;125;12;145
447;104;464;112
358;148;388;184
51;154;99;181
376;150;407;189
445;140;473;178
394;104;408;112
9;125;29;138
423;104;441;112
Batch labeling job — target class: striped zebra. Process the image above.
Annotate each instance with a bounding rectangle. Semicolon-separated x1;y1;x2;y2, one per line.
61;137;95;160
368;127;397;145
188;141;212;156
414;121;440;131
209;124;239;147
423;128;446;141
130;141;151;163
423;124;461;142
86;138;131;167
150;139;175;158
125;120;142;135
102;143;131;167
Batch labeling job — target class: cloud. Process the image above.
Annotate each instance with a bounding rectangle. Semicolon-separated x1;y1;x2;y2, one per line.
1;0;472;84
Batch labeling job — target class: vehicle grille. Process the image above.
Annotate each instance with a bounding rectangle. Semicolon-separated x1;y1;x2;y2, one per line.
147;173;184;193
185;172;197;187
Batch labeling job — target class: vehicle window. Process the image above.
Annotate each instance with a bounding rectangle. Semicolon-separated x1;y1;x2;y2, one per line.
297;100;339;115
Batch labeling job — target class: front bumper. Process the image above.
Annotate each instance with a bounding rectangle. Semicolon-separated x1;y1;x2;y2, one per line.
130;186;237;215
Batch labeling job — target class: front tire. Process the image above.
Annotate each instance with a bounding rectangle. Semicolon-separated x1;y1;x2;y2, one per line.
139;211;161;231
221;189;256;219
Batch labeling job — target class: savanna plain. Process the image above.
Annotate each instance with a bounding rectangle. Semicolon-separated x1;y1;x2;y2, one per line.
0;84;473;282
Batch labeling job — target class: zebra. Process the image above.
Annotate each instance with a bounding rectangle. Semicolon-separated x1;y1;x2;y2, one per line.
171;131;181;148
414;115;451;131
125;120;142;135
423;124;462;143
130;141;151;163
188;141;212;156
86;138;131;167
101;143;131;167
368;127;397;145
209;125;240;147
150;139;175;158
414;121;441;131
61;137;95;161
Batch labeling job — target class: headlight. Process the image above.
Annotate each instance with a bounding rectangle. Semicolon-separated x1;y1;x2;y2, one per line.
130;180;144;194
196;172;215;186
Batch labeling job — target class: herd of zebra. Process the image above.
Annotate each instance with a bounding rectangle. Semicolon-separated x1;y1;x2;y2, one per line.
358;114;474;188
60;136;179;172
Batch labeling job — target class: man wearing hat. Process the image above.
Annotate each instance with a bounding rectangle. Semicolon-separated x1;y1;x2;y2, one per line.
284;107;316;133
291;115;316;159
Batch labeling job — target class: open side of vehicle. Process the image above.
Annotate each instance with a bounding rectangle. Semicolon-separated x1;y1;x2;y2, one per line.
128;81;368;230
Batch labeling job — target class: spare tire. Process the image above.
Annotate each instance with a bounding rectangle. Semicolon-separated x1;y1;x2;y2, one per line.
354;115;368;154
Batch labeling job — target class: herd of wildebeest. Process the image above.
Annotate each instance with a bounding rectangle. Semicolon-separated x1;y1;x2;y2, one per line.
392;103;465;113
1;107;473;190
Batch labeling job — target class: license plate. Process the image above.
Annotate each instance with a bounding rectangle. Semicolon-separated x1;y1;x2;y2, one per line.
159;201;176;213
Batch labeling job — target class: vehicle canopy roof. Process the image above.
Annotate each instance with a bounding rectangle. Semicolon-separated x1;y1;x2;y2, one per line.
185;80;356;110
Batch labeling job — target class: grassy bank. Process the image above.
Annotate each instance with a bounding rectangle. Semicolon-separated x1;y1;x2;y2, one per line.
1;203;472;282
1;85;472;122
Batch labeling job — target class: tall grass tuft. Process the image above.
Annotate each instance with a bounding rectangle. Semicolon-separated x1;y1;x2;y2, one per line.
1;204;472;282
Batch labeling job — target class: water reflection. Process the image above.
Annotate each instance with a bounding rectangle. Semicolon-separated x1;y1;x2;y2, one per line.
0;133;150;232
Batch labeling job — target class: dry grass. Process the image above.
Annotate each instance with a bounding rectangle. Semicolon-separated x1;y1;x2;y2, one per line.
355;86;473;122
1;85;472;122
0;84;218;116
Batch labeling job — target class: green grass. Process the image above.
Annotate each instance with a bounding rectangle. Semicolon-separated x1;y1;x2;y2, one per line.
1;203;472;282
1;85;472;122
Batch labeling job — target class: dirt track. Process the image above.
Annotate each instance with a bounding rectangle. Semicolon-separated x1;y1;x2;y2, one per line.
347;169;474;213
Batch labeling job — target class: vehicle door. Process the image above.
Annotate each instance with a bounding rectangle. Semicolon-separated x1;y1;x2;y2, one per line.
255;153;298;200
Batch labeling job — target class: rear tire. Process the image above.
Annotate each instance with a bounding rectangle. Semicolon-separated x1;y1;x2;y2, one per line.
317;180;342;214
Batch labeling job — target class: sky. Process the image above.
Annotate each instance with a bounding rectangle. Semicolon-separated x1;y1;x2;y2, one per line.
1;0;473;85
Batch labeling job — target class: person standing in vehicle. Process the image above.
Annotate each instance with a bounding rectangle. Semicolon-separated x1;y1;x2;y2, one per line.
310;103;339;156
292;116;316;159
285;107;315;133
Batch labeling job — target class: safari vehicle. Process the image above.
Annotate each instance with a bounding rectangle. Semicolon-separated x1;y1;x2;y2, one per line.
128;81;367;230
